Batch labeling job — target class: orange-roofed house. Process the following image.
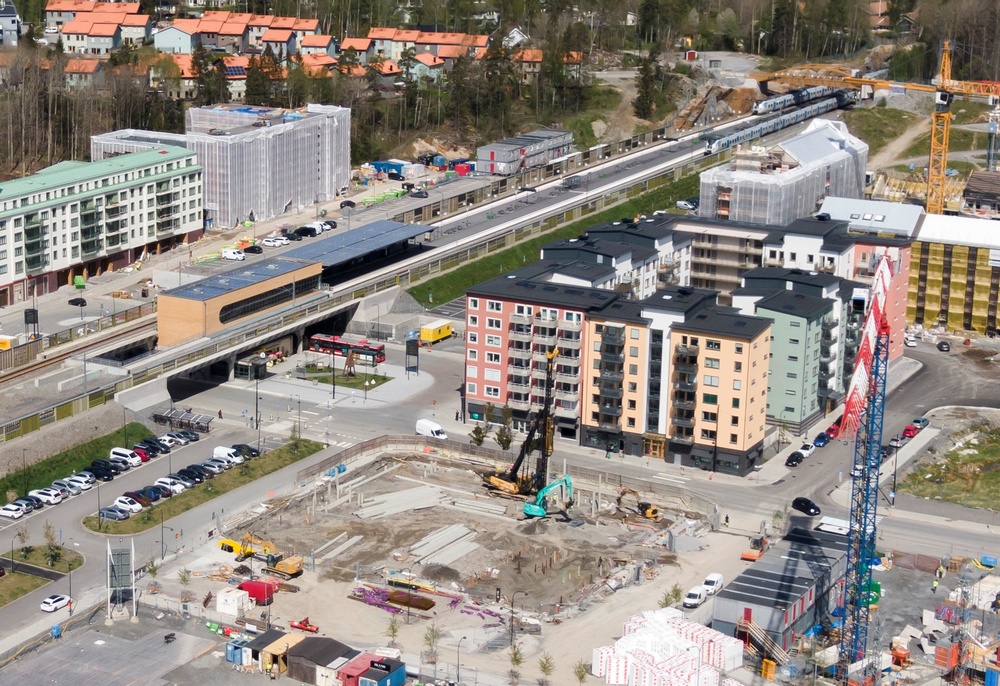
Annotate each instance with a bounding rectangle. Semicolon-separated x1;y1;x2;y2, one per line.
299;34;336;58
367;27;419;61
261;28;295;61
291;17;319;45
513;48;542;82
246;14;273;48
217;18;249;53
90;2;139;12
151;53;198;100
118;13;151;45
220;54;249;101
61;18;121;54
338;62;366;78
45;0;94;27
295;52;335;77
411;51;444;82
563;50;583;80
63;57;104;89
196;19;225;49
369;58;402;86
367;26;395;58
338;37;372;65
154;18;201;54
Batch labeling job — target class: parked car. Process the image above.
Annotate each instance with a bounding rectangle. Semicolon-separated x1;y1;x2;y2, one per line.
176;430;200;442
113;496;143;513
138;486;162;503
321;220;337;230
199;461;225;475
682;586;707;608
154;477;185;494
676;196;700;211
792;497;821;516
0;504;24;519
410;190;429;199
702;573;724;595
826;421;843;438
98;506;130;521
182;464;213;480
281;230;303;241
904;336;917;347
204;457;232;471
122;491;152;508
340;200;356;209
813;432;831;448
136;439;164;455
386;171;405;181
232;444;260;458
798;444;816;458
23;495;45;510
165;432;191;446
148;484;173;499
902;424;920;438
784;452;804;467
294;226;317;238
221;248;246;261
158;435;181;448
261;236;288;247
40;594;71;613
51;480;79;497
243;245;264;254
912;417;930;429
167;472;197;488
889;435;909;448
108;456;133;472
131;445;151;462
178;467;206;484
66;474;93;490
29;488;63;505
12;498;35;513
142;436;171;453
91;459;121;475
937;340;951;352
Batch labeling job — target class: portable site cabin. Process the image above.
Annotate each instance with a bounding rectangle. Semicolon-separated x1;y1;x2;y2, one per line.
261;632;306;675
242;628;287;669
216;586;252;617
287;637;356;685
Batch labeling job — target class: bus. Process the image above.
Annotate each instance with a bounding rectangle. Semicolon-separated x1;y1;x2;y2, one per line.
309;333;386;365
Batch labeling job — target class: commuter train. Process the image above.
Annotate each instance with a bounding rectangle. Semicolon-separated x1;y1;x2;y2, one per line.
751;86;840;115
704;93;855;155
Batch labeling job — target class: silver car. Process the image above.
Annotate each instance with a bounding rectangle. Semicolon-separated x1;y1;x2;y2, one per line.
52;479;81;496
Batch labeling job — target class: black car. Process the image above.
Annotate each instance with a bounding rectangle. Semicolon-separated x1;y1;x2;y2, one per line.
88;466;115;482
321;220;337;230
142;437;171;454
232;443;260;458
23;494;45;510
244;244;264;254
410;190;429;198
177;467;205;484
386;171;405;181
791;497;821;516
785;451;804;467
294;226;317;238
176;430;200;442
339;199;356;209
281;230;303;241
91;459;121;475
937;340;951;352
183;464;214;479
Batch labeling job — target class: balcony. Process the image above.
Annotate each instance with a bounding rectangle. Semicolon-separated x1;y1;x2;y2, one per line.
155;181;172;193
559;319;582;333
670;433;695;445
557;335;582;349
82;238;103;256
671;415;695;428
673;380;696;392
507;398;530;411
534;314;558;325
675;343;699;355
533;332;557;346
598;421;622;433
554;387;579;401
156;218;179;233
25;254;47;273
531;366;548;380
156;205;177;220
106;218;127;233
507;379;530;391
508;347;531;360
554;405;578;419
599;403;622;416
105;203;126;218
558;355;581;368
510;312;531;325
673;398;695;410
601;329;625;345
674;362;697;374
600;351;624;364
508;329;532;343
599;385;622;399
600;368;623;382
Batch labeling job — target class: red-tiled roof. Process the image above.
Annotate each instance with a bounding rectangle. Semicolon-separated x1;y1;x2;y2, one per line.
338;63;366;77
340;37;371;51
248;14;273;27
300;34;332;47
218;20;248;35
394;29;419;41
514;49;542;62
169;53;196;78
372;59;401;75
261;28;293;42
293;18;318;30
436;45;466;59
367;27;395;39
64;58;101;73
166;18;200;35
198;20;224;33
413;52;444;67
269;16;296;29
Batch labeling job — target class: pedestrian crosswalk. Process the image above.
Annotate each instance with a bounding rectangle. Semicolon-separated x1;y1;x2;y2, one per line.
651;472;690;485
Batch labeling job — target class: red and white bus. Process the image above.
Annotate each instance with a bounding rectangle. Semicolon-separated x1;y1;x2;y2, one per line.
309;333;386;365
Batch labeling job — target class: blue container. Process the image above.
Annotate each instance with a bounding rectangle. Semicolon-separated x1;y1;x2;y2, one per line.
51;624;62;639
432;155;447;168
227;638;249;663
982;555;998;569
336;464;347;474
986;666;1000;686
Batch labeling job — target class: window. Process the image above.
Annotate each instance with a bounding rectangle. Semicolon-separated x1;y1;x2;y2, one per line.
629;346;638;357
733;379;741;390
627;399;636;410
627;418;635;428
701;429;717;440
785;389;796;395
467;349;478;360
630;328;639;339
734;361;742;372
468;297;479;309
628;382;637;392
732;398;740;408
706;339;721;351
788;355;798;362
486;318;501;329
787;372;797;378
789;338;800;345
704;375;719;387
468;332;478;343
705;358;720;369
487;300;502;312
703;393;718;405
731;415;739;426
485;386;500;398
730;433;738;444
807;254;814;263
735;344;743;354
466;365;478;378
702;411;717;422
469;315;479;326
629;364;638;375
790;321;801;328
486;335;501;346
485;352;501;363
789;252;797;261
484;368;500;381
467;382;477;394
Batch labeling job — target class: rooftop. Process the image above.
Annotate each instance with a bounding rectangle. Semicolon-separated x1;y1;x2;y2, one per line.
468;264;621;311
964;170;1000;199
755;290;832;320
741;266;842;289
162;257;317;302
640;286;718;316
284;220;427;268
673;305;772;339
818;197;924;237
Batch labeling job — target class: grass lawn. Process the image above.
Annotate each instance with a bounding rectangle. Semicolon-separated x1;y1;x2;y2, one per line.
407;174;701;307
2;547;83;574
565;87;622;149
890;160;981;176
302;367;391;390
3;422;154;500
904;128;986;159
841;108;919;156
898;429;1000;509
81;438;325;534
0;572;49;607
952;101;991;125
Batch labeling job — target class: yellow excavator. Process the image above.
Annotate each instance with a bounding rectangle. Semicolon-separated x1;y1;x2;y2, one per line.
219;533;278;561
616;488;660;519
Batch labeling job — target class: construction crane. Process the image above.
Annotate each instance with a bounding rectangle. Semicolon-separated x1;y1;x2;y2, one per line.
523;475;573;519
615;488;660;519
836;256;894;682
758;41;1000;214
483;347;558;496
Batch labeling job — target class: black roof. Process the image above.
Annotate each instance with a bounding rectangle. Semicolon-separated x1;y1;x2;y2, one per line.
964;170;1000;200
741;266;841;289
755;290;832;320
244;629;287;651
774;216;910;251
640;285;718;317
288;637;353;664
673;306;772;339
285;220;427;268
541;236;657;262
468;264;621;311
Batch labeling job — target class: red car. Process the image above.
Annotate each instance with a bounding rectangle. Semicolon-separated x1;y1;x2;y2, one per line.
902;424;919;438
131;445;151;462
826;422;842;439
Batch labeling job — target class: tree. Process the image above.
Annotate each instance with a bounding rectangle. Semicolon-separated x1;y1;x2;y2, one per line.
15;522;30;559
146;559;159;579
573;659;590;685
386;615;400;646
632;47;660;120
495;404;515;451
43;520;61;567
423;622;442;658
509;644;525;685
178;566;192;588
659;583;683;608
538;652;556;686
469;424;487;446
245;55;270;106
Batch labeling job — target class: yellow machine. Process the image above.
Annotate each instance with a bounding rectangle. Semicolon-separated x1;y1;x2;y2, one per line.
219;533;278;562
263;554;303;580
615;488;660;519
758;41;1000;214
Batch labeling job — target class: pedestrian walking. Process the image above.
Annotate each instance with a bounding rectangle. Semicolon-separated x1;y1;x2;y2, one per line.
724;515;730;527
932;579;939;594
218;409;223;419
455;410;460;421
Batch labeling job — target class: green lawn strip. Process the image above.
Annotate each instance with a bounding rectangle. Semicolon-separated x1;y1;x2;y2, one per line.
2;548;83;574
302;367;391;390
951;101;990;125
81;439;325;535
841;108;918;156
897;433;1000;509
904;128;986;159
3;422;154;501
0;572;50;606
407;174;701;307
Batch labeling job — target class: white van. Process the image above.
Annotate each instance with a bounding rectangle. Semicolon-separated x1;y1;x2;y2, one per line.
703;573;724;595
221;248;245;261
109;447;142;467
682;586;708;608
415;419;448;440
213;446;243;464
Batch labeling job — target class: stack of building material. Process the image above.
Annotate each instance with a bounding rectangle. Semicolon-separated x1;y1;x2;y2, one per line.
355;486;444;519
410;524;479;565
592;608;743;685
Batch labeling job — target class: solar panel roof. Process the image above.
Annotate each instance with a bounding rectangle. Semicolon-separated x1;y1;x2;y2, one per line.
284;220;428;267
162;256;316;302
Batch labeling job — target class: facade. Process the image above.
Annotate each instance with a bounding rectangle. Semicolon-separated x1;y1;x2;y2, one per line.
153;21;198;54
64;57;105;89
260;28;295;60
699;119;868;226
91;103;351;229
299;34;335;57
410;52;444;81
339;37;373;64
540;236;661;299
44;0;140;28
0;0;21;48
0;146;202;305
61;18;120;54
474;128;573;176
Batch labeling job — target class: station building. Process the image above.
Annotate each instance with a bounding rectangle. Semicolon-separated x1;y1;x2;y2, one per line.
0;145;202;306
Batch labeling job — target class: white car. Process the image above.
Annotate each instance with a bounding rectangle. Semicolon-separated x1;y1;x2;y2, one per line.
682;586;707;608
113;496;143;513
154;477;185;494
158;435;180;448
66;474;93;490
904;336;917;347
0;503;24;519
29;488;63;505
44;26;59;34
261;236;287;247
798;444;816;458
165;432;190;445
199;460;225;474
40;594;71;613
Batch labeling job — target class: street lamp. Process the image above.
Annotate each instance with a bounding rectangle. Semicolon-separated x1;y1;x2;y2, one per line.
10;535;15;574
364;378;374;403
329;347;337;402
291;394;301;436
401;566;413;625
255;352;266;452
510;591;529;646
21;448;27;496
457;635;467;683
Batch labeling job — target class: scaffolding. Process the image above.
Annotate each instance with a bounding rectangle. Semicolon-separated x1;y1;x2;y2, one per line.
91;104;351;230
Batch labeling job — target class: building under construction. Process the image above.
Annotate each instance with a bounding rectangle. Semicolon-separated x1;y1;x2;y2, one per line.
91;104;351;230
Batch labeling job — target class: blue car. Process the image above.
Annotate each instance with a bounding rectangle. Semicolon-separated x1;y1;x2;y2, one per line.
813;432;831;448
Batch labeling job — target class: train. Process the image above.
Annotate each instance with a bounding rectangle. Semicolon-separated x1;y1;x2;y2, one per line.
751;86;840;115
704;93;855;155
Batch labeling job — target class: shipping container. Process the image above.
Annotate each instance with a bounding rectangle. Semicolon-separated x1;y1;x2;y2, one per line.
420;318;453;344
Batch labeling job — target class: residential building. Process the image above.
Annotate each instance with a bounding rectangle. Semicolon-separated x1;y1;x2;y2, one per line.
369;58;402;86
220;54;249;101
0;146;202;305
63;57;104;89
44;0;139;28
540;235;661;299
338;38;373;64
299;34;336;57
473;128;574;176
410;52;444;82
584;217;692;288
60;18;120;54
0;0;21;48
153;19;200;54
153;53;197;100
512;49;542;83
91;103;350;230
260;28;295;61
699;119;868;226
295;52;336;78
961;170;1000;219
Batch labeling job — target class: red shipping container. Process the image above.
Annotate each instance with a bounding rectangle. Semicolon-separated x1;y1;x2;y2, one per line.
454;164;470;176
